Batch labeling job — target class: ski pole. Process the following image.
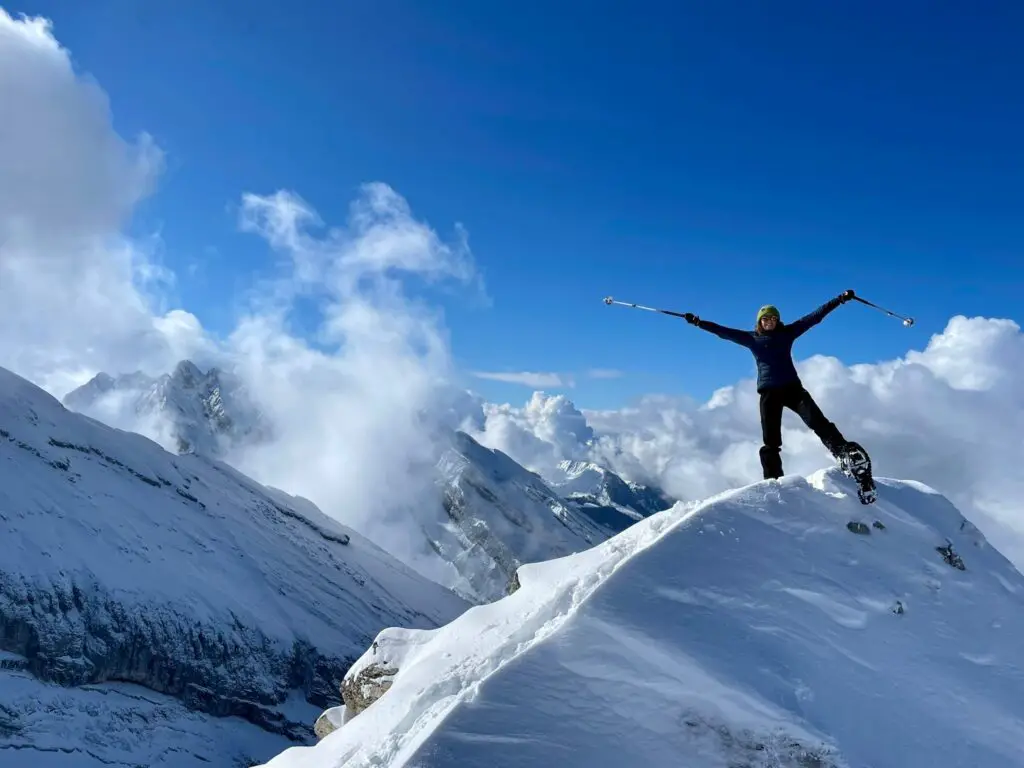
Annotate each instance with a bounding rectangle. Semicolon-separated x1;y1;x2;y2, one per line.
851;295;915;327
603;296;689;319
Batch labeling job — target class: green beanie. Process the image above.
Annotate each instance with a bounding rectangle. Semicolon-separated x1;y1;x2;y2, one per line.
756;304;780;323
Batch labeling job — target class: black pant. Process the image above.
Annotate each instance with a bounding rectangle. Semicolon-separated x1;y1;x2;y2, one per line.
758;382;846;479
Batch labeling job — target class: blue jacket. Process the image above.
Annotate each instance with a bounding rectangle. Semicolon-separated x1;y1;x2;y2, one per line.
695;297;842;392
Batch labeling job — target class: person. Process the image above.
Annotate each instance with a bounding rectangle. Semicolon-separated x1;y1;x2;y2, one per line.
682;290;857;480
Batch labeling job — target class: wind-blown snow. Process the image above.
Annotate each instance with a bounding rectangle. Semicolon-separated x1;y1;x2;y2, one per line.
260;468;1024;768
0;365;468;765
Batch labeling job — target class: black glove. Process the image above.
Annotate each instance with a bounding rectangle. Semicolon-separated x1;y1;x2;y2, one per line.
683;312;699;325
839;289;855;303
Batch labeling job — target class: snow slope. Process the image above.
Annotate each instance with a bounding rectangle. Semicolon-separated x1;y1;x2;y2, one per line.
0;366;468;766
261;468;1024;768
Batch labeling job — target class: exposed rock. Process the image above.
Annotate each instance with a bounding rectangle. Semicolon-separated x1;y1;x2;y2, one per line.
314;707;345;740
341;661;398;718
507;570;521;595
0;569;351;742
681;711;845;767
936;541;966;570
846;521;870;535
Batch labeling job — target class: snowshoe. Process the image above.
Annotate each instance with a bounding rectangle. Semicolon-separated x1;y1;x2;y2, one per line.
837;441;876;504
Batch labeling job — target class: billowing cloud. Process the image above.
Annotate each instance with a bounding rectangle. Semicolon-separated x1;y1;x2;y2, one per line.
222;185;479;580
0;9;212;397
465;392;595;476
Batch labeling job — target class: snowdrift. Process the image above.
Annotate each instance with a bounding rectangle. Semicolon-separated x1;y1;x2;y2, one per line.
261;468;1024;768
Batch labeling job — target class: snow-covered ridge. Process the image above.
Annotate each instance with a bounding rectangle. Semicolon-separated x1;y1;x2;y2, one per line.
262;468;1024;768
0;366;468;765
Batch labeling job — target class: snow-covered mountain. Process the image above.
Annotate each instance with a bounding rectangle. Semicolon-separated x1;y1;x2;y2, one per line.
63;360;268;456
426;432;613;604
0;366;468;766
262;468;1024;768
548;458;674;533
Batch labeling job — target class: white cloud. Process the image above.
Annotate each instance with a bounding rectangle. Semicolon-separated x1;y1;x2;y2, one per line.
472;371;570;388
0;8;208;397
223;185;479;580
471;316;1024;569
587;368;623;379
465;392;594;476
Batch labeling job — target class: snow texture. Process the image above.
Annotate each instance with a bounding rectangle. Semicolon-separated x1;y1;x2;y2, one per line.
0;366;468;765
261;468;1024;768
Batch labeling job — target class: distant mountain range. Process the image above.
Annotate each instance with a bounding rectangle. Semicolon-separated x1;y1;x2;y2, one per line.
64;361;675;604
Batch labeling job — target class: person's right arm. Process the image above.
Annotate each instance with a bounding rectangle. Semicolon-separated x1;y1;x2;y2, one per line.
685;314;755;348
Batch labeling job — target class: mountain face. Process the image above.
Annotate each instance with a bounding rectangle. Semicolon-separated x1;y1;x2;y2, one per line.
426;432;613;604
547;459;674;534
0;366;469;766
260;469;1024;768
63;360;268;457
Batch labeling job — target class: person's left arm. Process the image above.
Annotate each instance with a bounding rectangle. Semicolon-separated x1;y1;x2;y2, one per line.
787;290;854;338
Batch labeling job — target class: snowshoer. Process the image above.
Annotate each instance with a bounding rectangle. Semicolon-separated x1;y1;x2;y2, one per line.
682;291;859;481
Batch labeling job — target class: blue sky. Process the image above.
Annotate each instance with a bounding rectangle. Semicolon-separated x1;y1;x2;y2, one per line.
14;0;1024;408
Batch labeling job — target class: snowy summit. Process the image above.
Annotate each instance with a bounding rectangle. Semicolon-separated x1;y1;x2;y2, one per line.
261;468;1024;768
63;360;268;457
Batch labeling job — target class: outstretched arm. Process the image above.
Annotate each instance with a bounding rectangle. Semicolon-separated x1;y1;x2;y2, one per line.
685;314;755;348
787;291;852;338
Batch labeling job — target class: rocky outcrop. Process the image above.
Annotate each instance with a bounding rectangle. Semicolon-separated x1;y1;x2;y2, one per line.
681;712;844;768
340;660;398;718
314;708;343;740
311;641;404;740
310;664;397;742
0;569;353;742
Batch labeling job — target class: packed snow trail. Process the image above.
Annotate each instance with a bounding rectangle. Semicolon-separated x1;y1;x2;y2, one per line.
261;469;1024;768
